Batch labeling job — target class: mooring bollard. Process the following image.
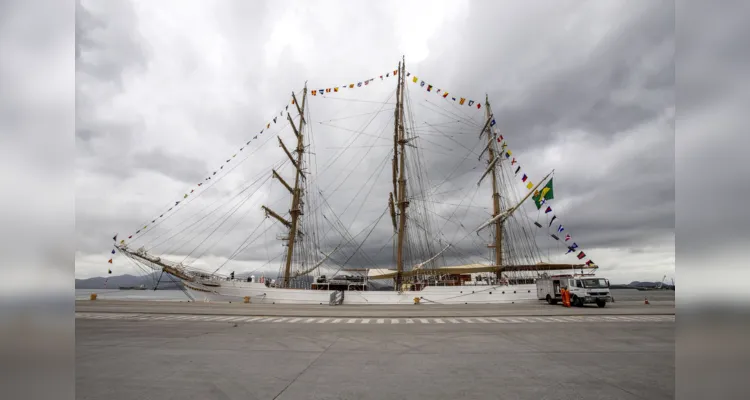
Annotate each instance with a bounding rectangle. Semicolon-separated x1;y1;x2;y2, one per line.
90;293;97;301
243;296;250;304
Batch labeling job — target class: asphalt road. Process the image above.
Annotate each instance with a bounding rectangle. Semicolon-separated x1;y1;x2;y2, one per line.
76;315;674;400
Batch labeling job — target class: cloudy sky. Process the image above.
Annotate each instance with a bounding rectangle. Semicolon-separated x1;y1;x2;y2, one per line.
75;0;676;284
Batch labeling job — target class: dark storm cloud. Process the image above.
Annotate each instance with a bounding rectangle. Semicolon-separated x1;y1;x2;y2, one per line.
75;1;677;280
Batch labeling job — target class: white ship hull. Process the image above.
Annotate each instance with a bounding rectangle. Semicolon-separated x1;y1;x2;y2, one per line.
182;280;538;305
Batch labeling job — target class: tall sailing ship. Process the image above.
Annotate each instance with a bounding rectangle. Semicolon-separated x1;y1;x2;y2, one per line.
112;58;598;304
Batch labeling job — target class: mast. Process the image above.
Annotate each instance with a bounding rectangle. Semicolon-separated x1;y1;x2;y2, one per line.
263;84;307;288
483;96;503;278
394;57;408;290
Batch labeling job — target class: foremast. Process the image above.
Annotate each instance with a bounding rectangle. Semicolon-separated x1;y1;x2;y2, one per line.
262;85;308;288
389;57;408;290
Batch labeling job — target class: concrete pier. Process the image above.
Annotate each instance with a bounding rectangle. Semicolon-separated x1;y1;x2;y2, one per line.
76;294;674;399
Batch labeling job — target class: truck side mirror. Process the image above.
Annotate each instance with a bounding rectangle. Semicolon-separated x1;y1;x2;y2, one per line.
606;279;610;287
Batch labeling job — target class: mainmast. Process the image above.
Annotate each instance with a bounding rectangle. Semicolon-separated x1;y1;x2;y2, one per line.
482;96;503;277
262;84;308;288
391;57;408;290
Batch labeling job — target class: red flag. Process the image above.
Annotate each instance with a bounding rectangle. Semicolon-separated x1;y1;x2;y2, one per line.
108;258;113;264
477;103;481;109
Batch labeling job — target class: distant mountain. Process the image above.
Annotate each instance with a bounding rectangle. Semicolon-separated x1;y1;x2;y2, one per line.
75;273;183;289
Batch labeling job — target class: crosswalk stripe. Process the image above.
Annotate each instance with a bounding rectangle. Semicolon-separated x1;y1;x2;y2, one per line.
419;318;430;324
331;319;342;324
304;318;316;323
487;317;506;323
361;319;370;324
287;318;302;323
406;319;414;324
317;318;330;323
461;318;475;324
391;319;399;324
376;319;384;324
434;318;445;324
474;318;491;323
447;318;461;324
347;319;357;323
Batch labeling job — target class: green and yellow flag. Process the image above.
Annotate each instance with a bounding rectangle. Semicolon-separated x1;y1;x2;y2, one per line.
532;178;554;209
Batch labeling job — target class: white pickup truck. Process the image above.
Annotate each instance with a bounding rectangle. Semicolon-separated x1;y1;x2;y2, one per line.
536;274;612;307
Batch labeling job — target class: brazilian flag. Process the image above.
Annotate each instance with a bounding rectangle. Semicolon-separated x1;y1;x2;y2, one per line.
532;178;554;209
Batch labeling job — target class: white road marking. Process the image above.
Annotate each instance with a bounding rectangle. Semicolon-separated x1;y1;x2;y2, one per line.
74;312;674;325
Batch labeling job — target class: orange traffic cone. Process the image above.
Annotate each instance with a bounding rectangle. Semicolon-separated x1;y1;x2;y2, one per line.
644;297;649;305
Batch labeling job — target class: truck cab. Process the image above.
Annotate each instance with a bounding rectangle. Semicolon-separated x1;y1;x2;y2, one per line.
537;274;612;307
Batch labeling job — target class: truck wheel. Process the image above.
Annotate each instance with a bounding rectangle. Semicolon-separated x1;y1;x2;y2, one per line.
546;294;553;305
596;299;606;308
572;295;582;307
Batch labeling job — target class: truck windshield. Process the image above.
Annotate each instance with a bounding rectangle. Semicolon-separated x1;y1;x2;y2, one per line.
582;278;608;288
